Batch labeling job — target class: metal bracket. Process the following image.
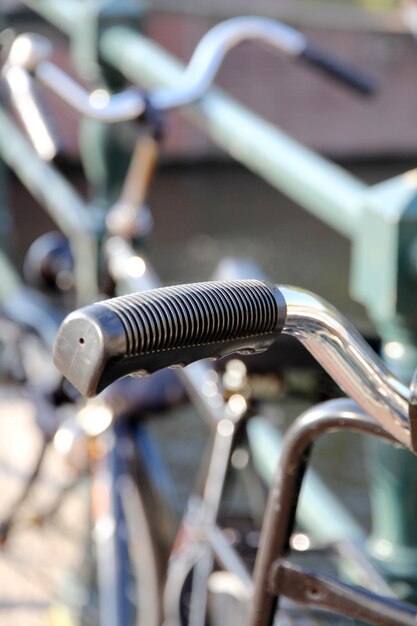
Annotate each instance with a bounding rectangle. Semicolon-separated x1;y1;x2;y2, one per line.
271;559;417;626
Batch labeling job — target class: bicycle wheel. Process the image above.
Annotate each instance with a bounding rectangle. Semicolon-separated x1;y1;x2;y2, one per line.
86;419;173;626
0;307;94;625
0;393;89;626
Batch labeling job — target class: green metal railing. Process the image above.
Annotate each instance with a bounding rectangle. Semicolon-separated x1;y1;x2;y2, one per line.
98;26;417;334
0;107;98;306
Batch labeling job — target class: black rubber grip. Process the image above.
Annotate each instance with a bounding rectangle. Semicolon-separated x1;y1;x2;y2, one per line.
301;43;376;96
53;280;286;397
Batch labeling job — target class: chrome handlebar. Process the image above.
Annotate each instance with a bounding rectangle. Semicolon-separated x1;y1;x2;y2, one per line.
148;17;305;111
280;286;410;450
1;33;59;159
2;16;375;126
53;280;411;450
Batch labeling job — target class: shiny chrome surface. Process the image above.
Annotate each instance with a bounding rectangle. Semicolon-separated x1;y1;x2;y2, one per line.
8;18;305;121
3;65;57;160
36;62;146;122
5;33;146;123
2;34;57;160
280;286;411;448
6;33;52;72
149;16;305;110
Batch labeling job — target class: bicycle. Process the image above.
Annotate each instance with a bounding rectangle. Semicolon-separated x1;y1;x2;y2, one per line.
0;8;394;624
53;278;417;626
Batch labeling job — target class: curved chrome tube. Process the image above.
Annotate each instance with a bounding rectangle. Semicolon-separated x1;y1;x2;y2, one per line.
280;286;411;449
5;18;305;121
4;33;146;123
4;17;372;123
2;35;58;159
2;65;58;160
35;63;146;122
149;16;305;110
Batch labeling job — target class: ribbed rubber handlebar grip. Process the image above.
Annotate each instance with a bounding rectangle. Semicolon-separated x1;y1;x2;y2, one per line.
53;280;286;397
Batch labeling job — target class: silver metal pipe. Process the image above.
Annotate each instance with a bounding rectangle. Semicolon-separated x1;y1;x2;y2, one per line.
35;62;146;122
4;33;145;123
3;66;57;160
2;34;58;160
11;18;305;122
149;16;305;110
206;525;253;595
281;286;411;448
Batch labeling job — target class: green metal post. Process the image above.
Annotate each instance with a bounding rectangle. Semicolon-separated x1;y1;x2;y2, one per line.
20;0;82;35
73;3;148;217
21;0;147;79
0;106;98;306
20;1;147;294
351;171;417;599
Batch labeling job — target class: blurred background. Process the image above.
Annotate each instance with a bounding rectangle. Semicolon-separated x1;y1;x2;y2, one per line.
4;0;417;326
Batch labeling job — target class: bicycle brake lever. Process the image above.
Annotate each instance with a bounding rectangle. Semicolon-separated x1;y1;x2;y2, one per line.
53;280;286;397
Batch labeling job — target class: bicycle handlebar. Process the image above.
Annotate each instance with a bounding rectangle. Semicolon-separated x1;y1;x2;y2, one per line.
53;280;411;449
1;34;59;159
53;280;286;396
150;17;374;110
4;17;375;125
